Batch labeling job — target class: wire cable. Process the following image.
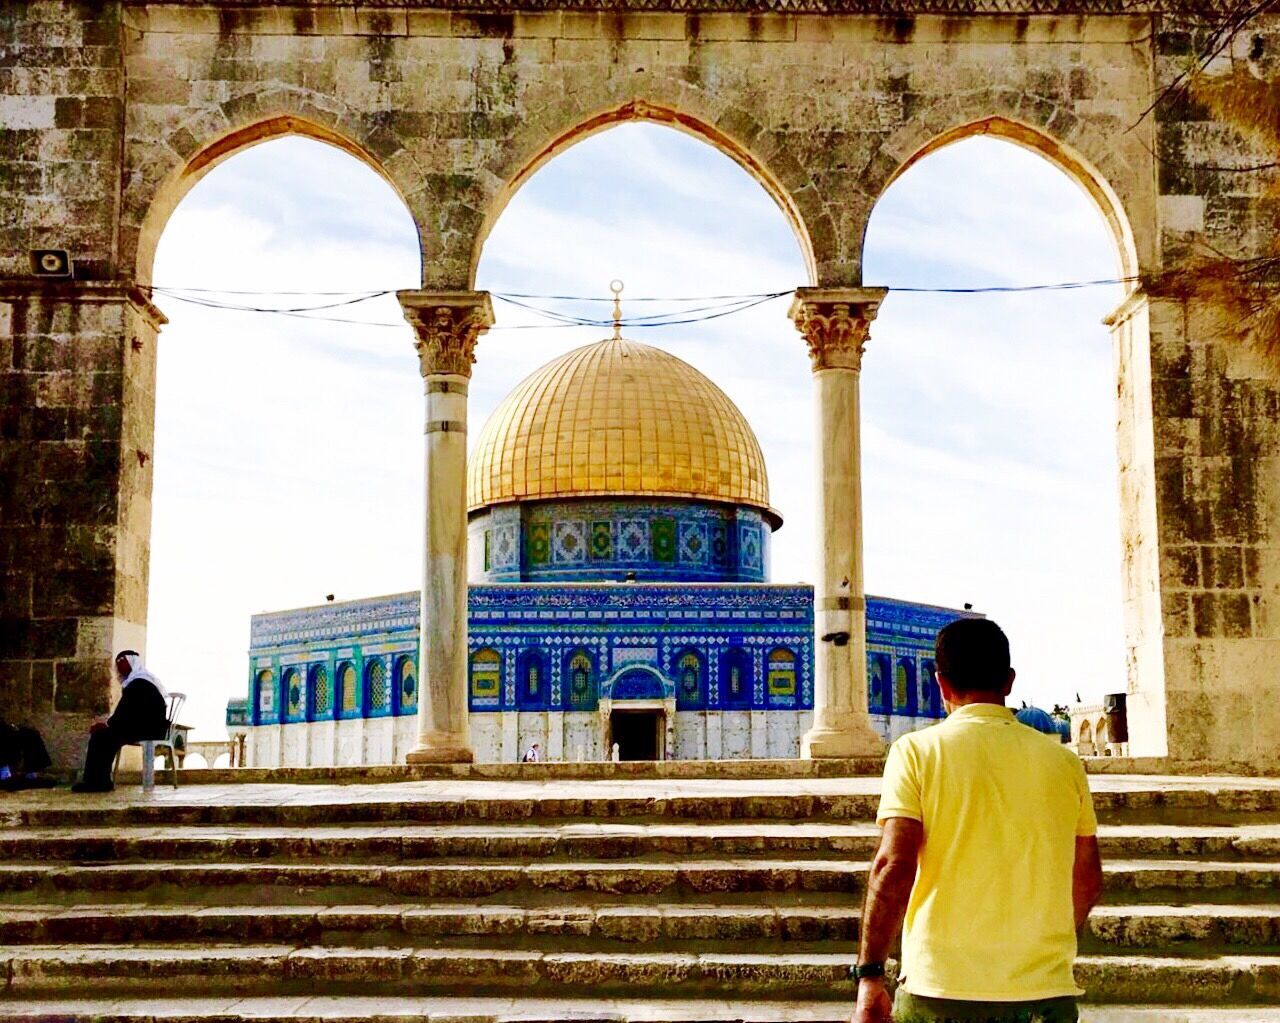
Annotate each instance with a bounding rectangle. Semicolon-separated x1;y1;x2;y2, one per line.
147;276;1139;333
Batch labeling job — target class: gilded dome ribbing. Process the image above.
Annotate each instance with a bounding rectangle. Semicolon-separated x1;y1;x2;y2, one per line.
467;337;775;522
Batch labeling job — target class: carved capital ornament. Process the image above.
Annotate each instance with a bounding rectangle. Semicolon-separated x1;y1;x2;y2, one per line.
398;290;495;378
788;287;889;372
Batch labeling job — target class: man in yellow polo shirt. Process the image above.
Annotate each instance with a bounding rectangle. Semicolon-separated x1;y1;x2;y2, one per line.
851;618;1103;1023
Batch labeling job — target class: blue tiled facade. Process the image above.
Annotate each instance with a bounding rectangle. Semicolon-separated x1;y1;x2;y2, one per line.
235;586;969;729
470;499;771;584
232;344;979;756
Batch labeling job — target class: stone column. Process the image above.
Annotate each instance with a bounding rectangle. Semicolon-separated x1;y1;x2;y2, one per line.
790;288;888;759
398;290;494;764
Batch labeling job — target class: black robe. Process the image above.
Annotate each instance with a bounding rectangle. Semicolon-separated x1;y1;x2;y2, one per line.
80;677;169;788
108;677;169;742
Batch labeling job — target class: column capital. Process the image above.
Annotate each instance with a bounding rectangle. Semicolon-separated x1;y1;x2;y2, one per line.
788;287;888;372
398;290;494;378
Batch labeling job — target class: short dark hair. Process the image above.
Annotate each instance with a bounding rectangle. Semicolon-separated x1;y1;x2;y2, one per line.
935;619;1011;694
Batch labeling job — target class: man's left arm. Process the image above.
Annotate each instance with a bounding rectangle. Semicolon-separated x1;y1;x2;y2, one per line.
852;817;924;1023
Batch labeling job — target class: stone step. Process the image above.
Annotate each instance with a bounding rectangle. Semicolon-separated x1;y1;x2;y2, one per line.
3;857;1280;905
3;793;885;829
1104;860;1280;901
6;900;1280;953
0;995;855;1023
1085;905;1280;949
3;822;1276;863
3;945;1280;1003
0;858;866;903
13;777;1280;829
6;998;1280;1023
0;822;878;863
0;944;859;999
0;902;860;946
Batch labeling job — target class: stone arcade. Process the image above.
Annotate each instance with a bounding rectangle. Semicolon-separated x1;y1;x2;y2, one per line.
1;0;1278;773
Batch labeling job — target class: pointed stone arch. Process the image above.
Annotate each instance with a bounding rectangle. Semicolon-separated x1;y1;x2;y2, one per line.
128;110;426;285
860;112;1167;758
860;114;1146;281
469;98;823;288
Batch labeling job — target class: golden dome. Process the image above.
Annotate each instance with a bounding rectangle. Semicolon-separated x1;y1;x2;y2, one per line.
468;337;776;524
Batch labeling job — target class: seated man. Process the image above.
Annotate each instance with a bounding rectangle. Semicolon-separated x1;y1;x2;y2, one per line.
72;651;169;794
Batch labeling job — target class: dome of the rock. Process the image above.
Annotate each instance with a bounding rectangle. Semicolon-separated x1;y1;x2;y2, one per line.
467;337;776;524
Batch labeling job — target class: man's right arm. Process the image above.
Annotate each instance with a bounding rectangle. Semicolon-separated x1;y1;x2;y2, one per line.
1072;834;1103;931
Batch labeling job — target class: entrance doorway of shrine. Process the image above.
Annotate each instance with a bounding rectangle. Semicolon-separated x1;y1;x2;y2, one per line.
610;710;664;761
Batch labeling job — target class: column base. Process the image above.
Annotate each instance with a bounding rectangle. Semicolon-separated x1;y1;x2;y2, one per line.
801;716;885;759
405;732;475;765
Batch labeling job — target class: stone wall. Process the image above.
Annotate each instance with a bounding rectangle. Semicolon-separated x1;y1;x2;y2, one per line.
2;1;1277;769
1138;18;1280;768
0;282;163;769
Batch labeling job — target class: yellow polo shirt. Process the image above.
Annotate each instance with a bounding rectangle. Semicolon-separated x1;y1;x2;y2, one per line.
877;703;1097;1002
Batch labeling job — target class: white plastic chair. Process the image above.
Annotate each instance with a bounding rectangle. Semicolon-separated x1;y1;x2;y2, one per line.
136;692;186;791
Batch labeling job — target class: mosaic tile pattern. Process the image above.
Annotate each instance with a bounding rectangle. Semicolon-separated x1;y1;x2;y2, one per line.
283;668;304;722
242;588;975;725
470;500;771;584
367;658;390;715
309;666;331;718
679;521;709;566
590;521;613;560
618;519;649;562
396;657;417;711
739;522;762;572
492;524;519;570
552;520;588;564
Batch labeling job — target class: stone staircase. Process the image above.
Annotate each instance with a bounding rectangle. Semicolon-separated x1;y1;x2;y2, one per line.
3;775;1280;1021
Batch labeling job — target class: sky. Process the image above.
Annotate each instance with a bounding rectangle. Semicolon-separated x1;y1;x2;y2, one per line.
148;125;1126;741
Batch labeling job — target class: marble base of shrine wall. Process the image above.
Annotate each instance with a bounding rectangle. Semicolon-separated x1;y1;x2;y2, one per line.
247;716;423;768
243;710;834;764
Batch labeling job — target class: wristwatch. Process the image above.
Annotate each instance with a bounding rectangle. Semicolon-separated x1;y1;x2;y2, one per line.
853;961;887;981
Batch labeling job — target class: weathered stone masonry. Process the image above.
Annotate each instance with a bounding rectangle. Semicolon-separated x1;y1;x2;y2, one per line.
1;0;1276;769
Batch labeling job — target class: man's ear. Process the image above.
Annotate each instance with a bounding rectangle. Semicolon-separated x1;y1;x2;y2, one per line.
1002;668;1016;698
936;672;956;705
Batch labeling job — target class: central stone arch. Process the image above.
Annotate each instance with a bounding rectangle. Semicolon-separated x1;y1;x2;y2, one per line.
469;98;824;287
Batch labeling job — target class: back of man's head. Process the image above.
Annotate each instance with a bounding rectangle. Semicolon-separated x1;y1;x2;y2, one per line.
935;618;1011;694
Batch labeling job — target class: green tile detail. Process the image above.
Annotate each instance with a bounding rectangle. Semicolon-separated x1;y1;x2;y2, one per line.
652;517;676;564
528;522;551;565
590;520;613;560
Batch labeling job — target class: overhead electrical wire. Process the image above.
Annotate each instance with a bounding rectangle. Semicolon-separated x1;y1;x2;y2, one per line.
146;276;1140;332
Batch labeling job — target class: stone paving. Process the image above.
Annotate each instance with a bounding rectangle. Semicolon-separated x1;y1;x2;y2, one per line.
3;774;1280;1020
4;996;1280;1023
11;771;1280;808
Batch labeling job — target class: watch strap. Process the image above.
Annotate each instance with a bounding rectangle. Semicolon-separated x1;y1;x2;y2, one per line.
854;961;886;980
